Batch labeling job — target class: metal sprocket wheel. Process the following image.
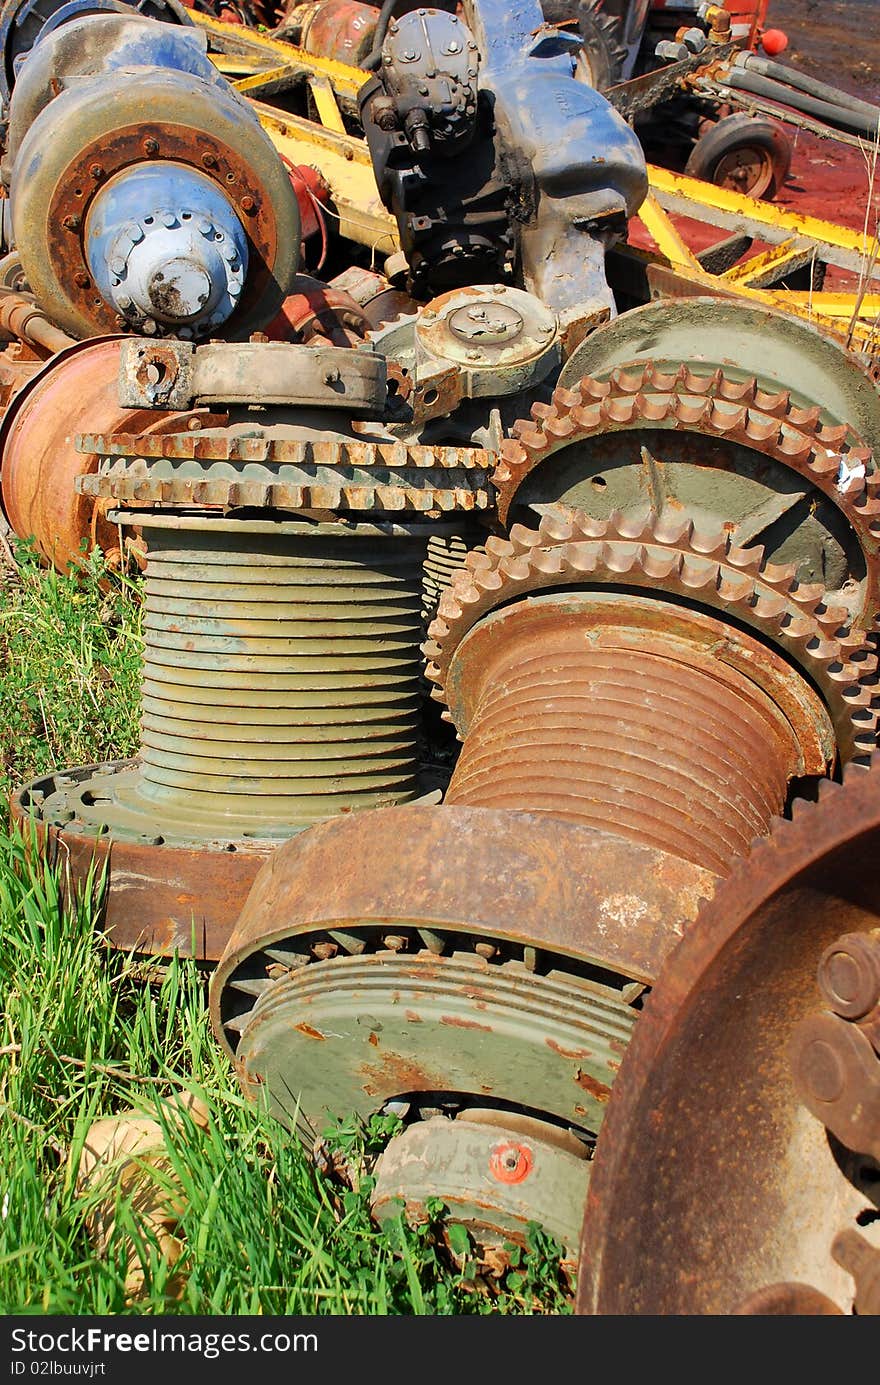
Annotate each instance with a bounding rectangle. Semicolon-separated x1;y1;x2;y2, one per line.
493;364;880;624
577;754;880;1315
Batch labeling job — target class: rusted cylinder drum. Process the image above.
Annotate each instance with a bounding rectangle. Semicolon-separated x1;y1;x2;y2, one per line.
0;338;217;570
126;515;427;835
444;601;807;877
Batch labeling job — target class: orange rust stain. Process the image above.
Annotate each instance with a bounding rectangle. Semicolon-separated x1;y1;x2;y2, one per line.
368;1031;379;1047
439;1014;492;1032
576;1069;611;1102
359;1050;446;1096
294;1023;326;1041
546;1038;592;1061
404;1010;423;1023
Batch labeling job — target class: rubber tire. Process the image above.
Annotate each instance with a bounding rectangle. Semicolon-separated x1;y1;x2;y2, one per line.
539;0;627;90
684;113;793;201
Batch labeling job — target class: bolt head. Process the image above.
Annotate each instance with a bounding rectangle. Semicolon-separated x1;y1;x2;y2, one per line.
142;138;159;156
74;271;90;288
62;214;80;232
240;195;256;214
89;163;104;180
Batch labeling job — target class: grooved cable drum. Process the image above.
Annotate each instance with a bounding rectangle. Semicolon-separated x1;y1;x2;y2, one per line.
444;622;802;877
131;523;429;831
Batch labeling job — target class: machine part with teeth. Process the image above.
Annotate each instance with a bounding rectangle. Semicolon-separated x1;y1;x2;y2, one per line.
76;425;494;513
116;338;387;412
11;367;493;957
413;285;560;403
360;0;647;312
577;756;880;1316
421;528;485;625
210;802;719;1258
426;508;878;775
6;15;300;339
0;335;224;570
557;298;880;455
494;362;880;626
211;505;878;1258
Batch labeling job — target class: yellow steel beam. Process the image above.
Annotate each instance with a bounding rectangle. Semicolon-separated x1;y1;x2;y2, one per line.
721;238;816;288
637;193;702;269
194;11;365;100
233;63;300;93
307;75;346;134
253;102;398;258
647;164;880;279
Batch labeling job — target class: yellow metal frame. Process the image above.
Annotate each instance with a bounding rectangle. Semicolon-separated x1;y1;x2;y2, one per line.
199;17;880;349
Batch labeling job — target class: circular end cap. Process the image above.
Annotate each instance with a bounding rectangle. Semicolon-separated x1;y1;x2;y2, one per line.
818;932;880;1019
449;301;523;344
147;259;212;320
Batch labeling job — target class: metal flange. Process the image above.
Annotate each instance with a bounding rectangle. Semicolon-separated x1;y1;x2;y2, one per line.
117;338;388;412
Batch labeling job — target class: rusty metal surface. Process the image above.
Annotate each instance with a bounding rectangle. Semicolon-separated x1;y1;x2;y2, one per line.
556;298;880;455
212;802;717;1046
13;97;298;340
441;599;818;877
493;364;878;624
77;426;495;513
11;763;273;960
371;1115;590;1258
0;337;224;570
276;0;378;67
116;338;386;412
577;757;880;1316
265;274;370;346
425;507;878;771
210;802;715;1146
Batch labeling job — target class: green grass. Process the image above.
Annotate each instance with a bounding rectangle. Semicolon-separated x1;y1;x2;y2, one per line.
0;546;572;1315
0;542;141;799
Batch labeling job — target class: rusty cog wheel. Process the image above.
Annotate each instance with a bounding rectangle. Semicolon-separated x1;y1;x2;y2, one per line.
424;505;880;768
492;364;880;625
577;753;880;1316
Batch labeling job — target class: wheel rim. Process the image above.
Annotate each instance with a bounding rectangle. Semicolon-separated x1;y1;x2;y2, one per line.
713;146;775;197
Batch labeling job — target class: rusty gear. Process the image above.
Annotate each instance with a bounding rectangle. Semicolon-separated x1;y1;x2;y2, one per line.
77;428;495;514
492;364;879;624
577;754;880;1316
424;506;879;766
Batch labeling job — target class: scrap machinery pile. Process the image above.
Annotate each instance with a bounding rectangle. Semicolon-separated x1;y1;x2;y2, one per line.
1;0;880;1314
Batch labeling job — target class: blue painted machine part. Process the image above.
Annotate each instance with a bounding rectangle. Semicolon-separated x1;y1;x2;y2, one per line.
86;163;249;333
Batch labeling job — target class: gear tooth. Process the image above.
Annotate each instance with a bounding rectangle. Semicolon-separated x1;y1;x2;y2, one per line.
651;507;692;547
481;536;513;562
708;400;748;434
610;365;646;395
509;521;542;549
602;395;640;426
744;414;782;445
789;405;822;431
640;543;681;581
570;401;605;432
681;367;714;396
536;507;574;543
563;378;604;408
675;398;709;426
754;387;790;416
